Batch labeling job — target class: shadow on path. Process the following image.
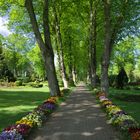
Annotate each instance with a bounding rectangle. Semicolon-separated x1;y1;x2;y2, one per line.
28;84;120;140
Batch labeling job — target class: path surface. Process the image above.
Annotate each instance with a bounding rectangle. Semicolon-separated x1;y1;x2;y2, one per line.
28;84;120;140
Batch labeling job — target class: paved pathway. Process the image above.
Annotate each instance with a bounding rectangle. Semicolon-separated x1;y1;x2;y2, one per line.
28;84;120;140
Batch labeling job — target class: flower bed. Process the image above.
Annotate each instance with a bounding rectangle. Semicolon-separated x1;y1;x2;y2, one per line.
95;91;140;140
0;90;70;140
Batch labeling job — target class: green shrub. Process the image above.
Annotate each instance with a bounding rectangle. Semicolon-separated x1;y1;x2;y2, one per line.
109;75;117;87
17;77;31;83
0;79;4;82
31;83;43;88
22;83;27;86
15;80;22;86
22;77;30;83
26;82;43;88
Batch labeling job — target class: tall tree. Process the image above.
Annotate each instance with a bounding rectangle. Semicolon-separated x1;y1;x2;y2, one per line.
25;0;61;96
101;0;140;94
89;0;97;87
52;1;69;88
101;0;111;94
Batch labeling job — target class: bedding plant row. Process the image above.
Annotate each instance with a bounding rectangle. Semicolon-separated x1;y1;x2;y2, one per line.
0;89;71;140
94;90;140;140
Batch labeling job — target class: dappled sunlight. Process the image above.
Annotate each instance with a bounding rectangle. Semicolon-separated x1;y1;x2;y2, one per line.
0;105;36;114
31;126;113;140
28;86;119;140
60;102;67;106
94;127;103;131
74;109;86;113
0;88;50;131
77;89;90;92
98;113;106;117
53;112;64;117
81;132;95;136
91;104;100;108
64;104;74;108
0;87;49;92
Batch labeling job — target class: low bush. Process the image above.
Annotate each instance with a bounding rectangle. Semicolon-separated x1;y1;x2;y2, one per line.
22;77;30;83
25;82;43;88
15;80;22;86
31;83;43;88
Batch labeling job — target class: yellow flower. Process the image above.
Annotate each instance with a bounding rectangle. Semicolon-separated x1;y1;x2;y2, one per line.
16;119;34;127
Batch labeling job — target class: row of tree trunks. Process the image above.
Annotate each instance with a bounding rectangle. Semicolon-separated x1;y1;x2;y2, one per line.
25;0;61;96
25;0;112;97
89;0;113;95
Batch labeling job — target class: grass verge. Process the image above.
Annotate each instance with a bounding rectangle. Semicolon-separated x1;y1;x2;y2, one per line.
0;87;50;131
109;88;140;124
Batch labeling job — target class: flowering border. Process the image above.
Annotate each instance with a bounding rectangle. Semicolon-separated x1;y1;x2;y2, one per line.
0;89;71;140
93;90;140;140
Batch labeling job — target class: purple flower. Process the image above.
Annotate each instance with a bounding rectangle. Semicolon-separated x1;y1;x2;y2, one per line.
0;130;23;140
4;124;31;136
40;102;56;110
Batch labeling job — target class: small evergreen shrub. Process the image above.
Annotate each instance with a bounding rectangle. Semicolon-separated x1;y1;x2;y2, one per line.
15;80;22;86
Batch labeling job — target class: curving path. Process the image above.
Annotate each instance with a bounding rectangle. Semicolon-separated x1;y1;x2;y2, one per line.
28;84;120;140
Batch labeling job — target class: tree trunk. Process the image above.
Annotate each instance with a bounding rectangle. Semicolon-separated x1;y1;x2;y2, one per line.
43;51;60;96
101;62;109;93
101;0;111;95
68;40;75;86
69;63;75;86
72;65;76;84
55;35;61;73
25;0;61;96
89;0;97;88
53;5;69;88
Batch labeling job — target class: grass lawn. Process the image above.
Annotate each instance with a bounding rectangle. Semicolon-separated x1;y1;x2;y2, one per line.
0;86;50;131
109;88;140;124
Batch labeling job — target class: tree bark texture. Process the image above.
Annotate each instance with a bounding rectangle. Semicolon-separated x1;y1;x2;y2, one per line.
25;0;61;96
101;0;111;94
68;40;75;86
72;65;76;84
89;0;97;88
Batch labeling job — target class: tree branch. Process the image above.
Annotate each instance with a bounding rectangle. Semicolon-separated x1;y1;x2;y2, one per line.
109;0;128;54
25;0;45;50
43;0;53;55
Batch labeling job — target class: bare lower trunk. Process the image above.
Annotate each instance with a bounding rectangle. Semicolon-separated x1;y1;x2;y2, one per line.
101;0;111;95
91;70;96;86
101;63;109;94
55;43;68;88
59;55;68;88
89;63;92;84
72;66;76;84
54;33;61;72
55;32;68;88
43;52;60;96
69;66;75;86
68;41;75;86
